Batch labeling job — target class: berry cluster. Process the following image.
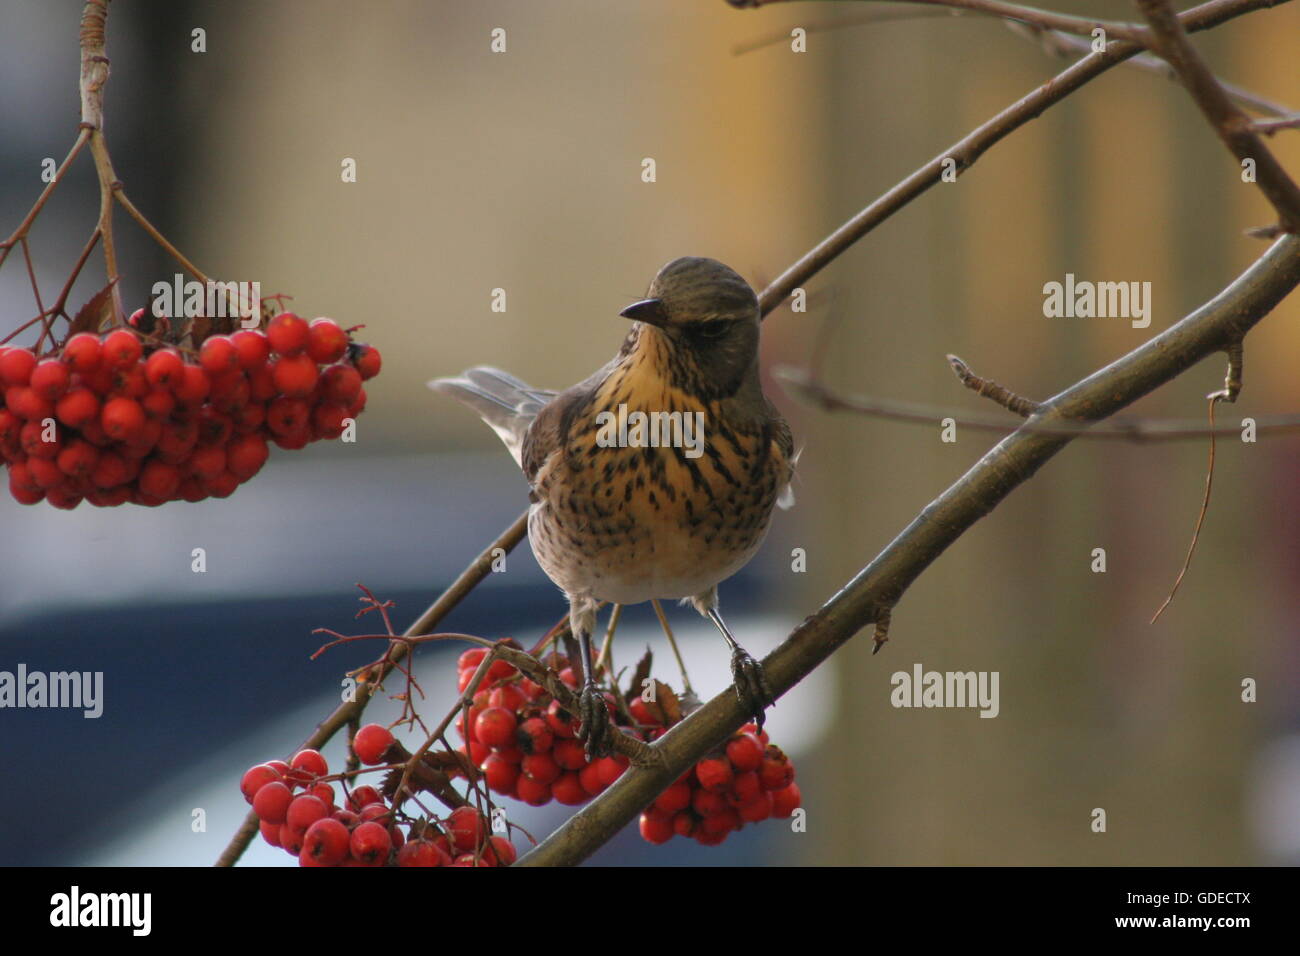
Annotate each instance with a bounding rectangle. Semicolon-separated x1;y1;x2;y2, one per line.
0;313;380;508
456;647;632;808
455;646;801;847
241;743;516;867
637;725;801;847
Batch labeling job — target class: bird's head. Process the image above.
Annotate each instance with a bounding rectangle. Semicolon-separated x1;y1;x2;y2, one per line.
619;256;761;399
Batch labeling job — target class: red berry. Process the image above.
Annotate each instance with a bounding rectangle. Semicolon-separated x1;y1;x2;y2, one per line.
738;792;774;823
312;401;349;439
545;699;579;739
56;439;99;479
279;824;306;856
731;770;762;805
553;738;588;771
61;333;102;373
54;388;99;429
272;352;318;398
172;364;210;404
102;329;142;368
484;835;517;866
29;359;71;400
483;753;520;795
458;647;488;671
397;839;451;867
307;318;348;363
695;756;734;792
184;443;224;481
240;764;283;803
267;312;309;355
300;817;350;866
21;420;61;459
143;348;182;388
353;344;381;380
652;780;692;815
771;782;801;818
726;733;764;773
288;748;329;783
259;819;282;848
230;329;271;369
701;807;741;836
353;724;395;765
639;810;674;845
321;364;362;404
90;451;133;489
578;762;607;796
758;746;795;791
692;788;729;817
445;806;486;853
138;460;181;499
286;794;328;830
100;397;144;441
474;707;518;749
515;774;552;806
349;821;392;866
522;752;561;786
6;386;53;421
552;771;589;806
266;395;310;436
252;781;293;824
0;347;36;386
199;335;239;374
347;785;384;810
226;433;269;480
517;716;554;755
593;754;627;788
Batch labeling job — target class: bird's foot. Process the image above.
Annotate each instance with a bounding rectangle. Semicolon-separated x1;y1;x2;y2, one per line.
730;647;774;730
575;682;613;761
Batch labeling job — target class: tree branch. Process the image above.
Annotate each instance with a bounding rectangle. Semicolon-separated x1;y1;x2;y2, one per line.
752;0;1292;319
1134;0;1300;232
518;234;1300;866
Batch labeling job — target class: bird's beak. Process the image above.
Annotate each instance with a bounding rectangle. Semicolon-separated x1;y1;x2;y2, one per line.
619;298;668;328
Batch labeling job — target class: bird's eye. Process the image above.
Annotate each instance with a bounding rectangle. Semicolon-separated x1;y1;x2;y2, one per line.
693;322;728;340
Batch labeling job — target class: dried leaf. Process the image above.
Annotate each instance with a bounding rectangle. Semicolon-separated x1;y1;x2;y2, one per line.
67;279;118;336
626;646;654;701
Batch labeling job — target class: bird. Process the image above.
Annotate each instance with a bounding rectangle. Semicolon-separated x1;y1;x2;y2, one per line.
430;256;794;758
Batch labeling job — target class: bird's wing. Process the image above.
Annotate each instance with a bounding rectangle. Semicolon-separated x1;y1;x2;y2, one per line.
428;366;556;469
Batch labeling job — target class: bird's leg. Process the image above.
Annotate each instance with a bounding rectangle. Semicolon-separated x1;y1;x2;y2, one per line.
693;589;774;730
570;596;612;760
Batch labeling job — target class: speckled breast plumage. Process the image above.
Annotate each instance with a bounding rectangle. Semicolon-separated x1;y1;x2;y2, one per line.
526;370;789;606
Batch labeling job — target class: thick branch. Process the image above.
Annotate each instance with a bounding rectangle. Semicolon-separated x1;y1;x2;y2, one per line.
518;235;1300;866
1135;0;1300;232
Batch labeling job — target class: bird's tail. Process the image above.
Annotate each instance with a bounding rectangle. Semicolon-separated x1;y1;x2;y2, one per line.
428;366;554;467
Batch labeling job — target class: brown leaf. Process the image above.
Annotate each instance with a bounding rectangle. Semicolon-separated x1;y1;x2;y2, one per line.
657;682;683;726
626;646;654;701
67;279;118;336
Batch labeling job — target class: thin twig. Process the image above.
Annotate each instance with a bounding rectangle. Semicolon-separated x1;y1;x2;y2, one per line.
1135;0;1300;233
947;354;1041;416
751;0;1289;319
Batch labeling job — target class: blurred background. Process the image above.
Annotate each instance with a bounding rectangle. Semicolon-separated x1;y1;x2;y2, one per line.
0;0;1297;866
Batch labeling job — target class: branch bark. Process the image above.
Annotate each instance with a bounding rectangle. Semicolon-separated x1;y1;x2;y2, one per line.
518;234;1300;866
753;0;1293;318
1134;0;1300;231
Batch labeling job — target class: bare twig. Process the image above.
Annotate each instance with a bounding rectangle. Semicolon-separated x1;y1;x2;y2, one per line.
1005;21;1296;118
776;365;1300;441
751;0;1290;319
947;354;1041;416
730;0;1148;43
1135;0;1300;232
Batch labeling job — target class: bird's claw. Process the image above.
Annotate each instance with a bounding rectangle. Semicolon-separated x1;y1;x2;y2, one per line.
575;683;613;760
730;647;774;731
